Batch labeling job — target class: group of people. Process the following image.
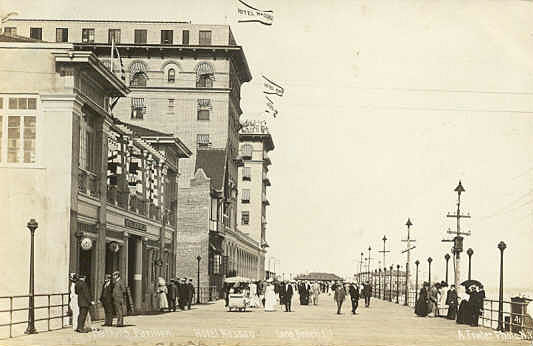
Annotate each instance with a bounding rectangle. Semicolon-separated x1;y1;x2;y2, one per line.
69;271;125;333
156;277;195;312
415;281;486;327
297;281;321;305
333;281;372;315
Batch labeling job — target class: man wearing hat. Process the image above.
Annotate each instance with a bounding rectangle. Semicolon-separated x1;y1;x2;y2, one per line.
100;274;114;326
187;278;195;309
177;278;186;310
74;275;92;333
167;279;177;312
111;271;125;327
349;282;360;314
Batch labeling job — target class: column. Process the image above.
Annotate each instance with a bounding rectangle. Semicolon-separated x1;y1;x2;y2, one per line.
134;238;143;311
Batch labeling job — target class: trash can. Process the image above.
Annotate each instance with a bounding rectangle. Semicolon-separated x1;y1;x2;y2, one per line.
510;297;532;334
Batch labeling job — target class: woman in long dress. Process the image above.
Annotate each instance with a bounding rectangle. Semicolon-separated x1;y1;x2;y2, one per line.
264;283;276;312
249;283;257;307
157;278;169;312
69;274;79;330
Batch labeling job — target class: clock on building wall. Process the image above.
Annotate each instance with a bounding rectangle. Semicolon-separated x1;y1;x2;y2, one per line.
80;237;93;251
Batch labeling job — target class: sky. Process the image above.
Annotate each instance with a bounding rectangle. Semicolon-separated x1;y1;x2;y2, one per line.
2;0;533;293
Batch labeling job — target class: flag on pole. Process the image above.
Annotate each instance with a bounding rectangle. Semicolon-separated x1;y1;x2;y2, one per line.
237;0;273;26
262;75;284;96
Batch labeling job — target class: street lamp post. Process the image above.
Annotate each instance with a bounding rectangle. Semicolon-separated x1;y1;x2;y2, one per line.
378;268;382;299
427;257;432;286
444;254;450;285
383;267;387;300
396;264;400;304
467;248;474;280
415;260;420;304
389;265;393;302
196;255;201;304
25;219;38;335
359;252;364;282
404;262;408;306
497;242;506;331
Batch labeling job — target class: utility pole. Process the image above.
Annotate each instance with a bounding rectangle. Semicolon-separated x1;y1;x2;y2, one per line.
401;218;416;306
378;235;391;269
442;181;471;289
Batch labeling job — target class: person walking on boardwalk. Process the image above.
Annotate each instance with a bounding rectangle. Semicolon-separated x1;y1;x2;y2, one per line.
446;285;458;320
349;282;360;314
334;282;346;315
284;281;294;312
167;279;177;312
100;274;114;326
363;281;372;308
415;282;429;317
112;271;125;327
278;281;286;310
429;283;441;317
187;278;195;309
178;278;186;310
157;277;169;312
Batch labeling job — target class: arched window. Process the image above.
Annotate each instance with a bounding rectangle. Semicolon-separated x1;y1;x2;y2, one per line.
168;68;175;83
130;72;147;87
195;62;214;88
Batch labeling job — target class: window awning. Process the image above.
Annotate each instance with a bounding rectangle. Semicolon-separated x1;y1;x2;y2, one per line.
131;98;145;108
130;61;147;74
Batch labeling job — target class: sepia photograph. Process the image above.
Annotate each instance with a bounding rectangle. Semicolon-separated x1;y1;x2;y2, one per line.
0;0;532;345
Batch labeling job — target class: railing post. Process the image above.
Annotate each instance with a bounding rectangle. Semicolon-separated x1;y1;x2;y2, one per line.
48;294;51;331
9;296;13;338
404;262;408;306
497;241;506;331
61;294;64;329
389;265;393;302
415;260;420;306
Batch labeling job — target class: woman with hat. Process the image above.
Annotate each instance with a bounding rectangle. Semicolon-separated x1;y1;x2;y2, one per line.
69;273;79;331
157;277;169;312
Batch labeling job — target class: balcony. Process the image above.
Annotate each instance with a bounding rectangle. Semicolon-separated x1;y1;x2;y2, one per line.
264;152;271;166
262;192;270;206
79;169;100;198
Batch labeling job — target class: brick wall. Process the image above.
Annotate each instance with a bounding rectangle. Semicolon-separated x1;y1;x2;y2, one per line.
176;169;211;287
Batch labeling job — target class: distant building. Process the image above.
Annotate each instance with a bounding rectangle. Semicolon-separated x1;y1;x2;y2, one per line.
235;120;274;280
0;35;190;321
2;18;256;298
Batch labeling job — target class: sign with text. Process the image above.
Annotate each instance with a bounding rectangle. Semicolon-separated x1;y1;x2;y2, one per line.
262;75;284;97
124;218;147;232
237;0;273;26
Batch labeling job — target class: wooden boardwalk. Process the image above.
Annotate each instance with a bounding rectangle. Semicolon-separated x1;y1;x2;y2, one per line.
3;293;530;346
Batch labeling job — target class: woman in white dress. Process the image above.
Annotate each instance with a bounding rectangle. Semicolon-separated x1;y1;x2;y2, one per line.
264;282;276;312
157;277;169;311
69;273;79;331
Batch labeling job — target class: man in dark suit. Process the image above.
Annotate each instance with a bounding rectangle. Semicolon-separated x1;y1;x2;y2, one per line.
349;283;360;314
177;278;186;310
187;279;195;309
285;282;294;312
100;274;114;326
363;281;372;307
75;275;92;333
278;281;286;310
111;271;125;327
167;279;177;312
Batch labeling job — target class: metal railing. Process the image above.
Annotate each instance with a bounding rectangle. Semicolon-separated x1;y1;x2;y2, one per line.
0;293;70;339
479;298;533;339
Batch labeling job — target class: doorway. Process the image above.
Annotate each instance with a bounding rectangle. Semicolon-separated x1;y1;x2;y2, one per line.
105;242;121;275
79;246;93;290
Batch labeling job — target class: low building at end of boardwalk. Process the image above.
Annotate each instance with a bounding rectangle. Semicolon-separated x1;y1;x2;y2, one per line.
0;34;191;319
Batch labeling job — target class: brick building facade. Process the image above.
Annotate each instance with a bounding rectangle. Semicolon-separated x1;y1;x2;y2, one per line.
3;18;261;298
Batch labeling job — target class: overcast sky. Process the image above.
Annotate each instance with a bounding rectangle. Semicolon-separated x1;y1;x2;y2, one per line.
3;0;533;292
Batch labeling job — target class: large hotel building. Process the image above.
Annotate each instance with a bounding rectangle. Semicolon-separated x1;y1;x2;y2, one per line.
2;19;270;301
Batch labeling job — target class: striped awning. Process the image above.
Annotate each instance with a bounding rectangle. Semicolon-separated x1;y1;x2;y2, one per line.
130;61;147;74
131;97;145;108
196;62;214;78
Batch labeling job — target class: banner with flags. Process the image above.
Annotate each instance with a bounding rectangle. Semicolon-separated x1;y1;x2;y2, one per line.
237;0;273;26
265;96;278;118
262;75;284;97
